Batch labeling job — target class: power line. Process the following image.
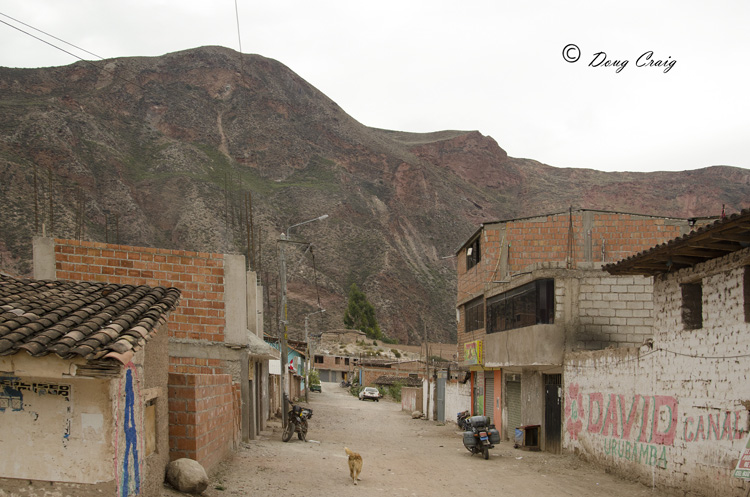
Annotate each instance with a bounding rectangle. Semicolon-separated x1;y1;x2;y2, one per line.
0;14;147;91
0;11;104;60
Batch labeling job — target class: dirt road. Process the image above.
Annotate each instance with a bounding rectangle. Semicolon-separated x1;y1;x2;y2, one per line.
164;382;678;497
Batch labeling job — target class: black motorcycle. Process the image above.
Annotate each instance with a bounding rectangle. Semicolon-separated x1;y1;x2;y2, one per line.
461;415;500;460
282;397;313;442
457;410;471;431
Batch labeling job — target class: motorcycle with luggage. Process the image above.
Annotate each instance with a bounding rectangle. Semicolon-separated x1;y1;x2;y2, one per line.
282;396;313;442
462;415;500;460
457;410;471;431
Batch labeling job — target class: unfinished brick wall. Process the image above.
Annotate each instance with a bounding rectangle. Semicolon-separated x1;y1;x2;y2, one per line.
50;238;238;470
53;239;226;345
457;211;686;304
168;373;238;469
456;211;691;354
564;249;750;497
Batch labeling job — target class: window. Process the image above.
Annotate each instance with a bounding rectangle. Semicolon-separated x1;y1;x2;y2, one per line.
466;237;481;270
745;267;750;323
314;355;324;364
335;357;341;365
682;282;703;330
345;358;350;365
485;279;555;333
464;297;484;332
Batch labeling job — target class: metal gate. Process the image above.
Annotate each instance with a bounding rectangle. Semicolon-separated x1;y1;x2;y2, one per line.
484;376;494;424
544;374;562;454
506;374;521;440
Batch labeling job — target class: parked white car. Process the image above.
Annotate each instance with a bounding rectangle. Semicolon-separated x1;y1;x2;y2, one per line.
359;387;381;402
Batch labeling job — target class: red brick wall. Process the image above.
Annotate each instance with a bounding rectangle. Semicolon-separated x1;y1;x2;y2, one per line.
53;239;226;345
168;373;238;469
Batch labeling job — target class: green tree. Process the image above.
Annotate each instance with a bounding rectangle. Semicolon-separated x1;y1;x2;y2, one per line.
343;283;382;340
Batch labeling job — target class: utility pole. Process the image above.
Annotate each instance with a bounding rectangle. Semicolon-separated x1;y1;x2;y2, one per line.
279;233;289;427
278;214;328;428
304;308;325;402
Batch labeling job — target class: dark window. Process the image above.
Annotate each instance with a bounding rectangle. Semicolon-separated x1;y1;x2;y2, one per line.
314;355;324;364
345;358;350;365
464;297;484;332
745;267;750;323
486;279;555;333
335;357;341;365
682;282;703;330
466;237;481;270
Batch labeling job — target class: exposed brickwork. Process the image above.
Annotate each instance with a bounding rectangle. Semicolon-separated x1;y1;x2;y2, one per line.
53;239;226;345
456;211;691;354
168;373;237;469
457;211;685;304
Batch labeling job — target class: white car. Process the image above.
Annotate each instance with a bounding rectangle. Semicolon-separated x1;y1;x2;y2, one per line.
359;387;381;402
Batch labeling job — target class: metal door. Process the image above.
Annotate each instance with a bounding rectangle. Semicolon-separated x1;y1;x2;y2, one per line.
544;374;562;454
484;376;494;424
506;375;521;441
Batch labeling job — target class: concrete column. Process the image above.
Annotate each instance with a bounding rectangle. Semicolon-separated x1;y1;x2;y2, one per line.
223;254;247;344
32;236;55;280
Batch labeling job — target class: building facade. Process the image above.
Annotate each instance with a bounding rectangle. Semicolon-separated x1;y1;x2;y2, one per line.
455;209;699;452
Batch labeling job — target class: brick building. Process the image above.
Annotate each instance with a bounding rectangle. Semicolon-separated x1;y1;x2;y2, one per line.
455;209;702;452
32;237;276;473
564;209;750;497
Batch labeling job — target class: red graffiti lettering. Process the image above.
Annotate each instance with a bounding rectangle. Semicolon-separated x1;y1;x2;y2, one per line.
602;394;619;437
619;394;641;439
588;392;604;433
652;396;678;445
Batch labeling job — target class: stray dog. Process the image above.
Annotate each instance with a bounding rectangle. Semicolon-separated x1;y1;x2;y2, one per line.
344;447;363;485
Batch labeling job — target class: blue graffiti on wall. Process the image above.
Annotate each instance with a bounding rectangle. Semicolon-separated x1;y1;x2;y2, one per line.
121;368;140;496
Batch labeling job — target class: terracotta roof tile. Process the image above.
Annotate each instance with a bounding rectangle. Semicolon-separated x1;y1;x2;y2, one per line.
0;274;181;363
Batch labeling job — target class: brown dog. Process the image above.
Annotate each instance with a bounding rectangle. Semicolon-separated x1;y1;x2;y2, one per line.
344;447;363;485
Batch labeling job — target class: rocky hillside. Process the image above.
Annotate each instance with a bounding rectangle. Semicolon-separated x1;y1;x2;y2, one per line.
1;46;748;344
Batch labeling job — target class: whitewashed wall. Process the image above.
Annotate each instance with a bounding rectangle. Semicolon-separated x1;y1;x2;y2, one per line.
564;249;750;497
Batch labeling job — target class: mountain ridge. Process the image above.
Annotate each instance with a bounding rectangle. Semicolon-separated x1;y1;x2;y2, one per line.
1;45;748;344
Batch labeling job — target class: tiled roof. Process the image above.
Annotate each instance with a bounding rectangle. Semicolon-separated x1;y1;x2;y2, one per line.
0;274;180;364
374;375;422;387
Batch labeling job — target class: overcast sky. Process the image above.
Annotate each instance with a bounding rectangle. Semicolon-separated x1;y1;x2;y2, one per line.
0;1;748;173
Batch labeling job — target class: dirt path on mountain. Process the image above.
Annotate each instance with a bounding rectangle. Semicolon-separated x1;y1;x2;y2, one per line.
163;383;680;497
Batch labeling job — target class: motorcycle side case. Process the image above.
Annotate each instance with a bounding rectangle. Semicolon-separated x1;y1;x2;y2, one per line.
489;428;500;444
469;415;490;428
462;431;476;448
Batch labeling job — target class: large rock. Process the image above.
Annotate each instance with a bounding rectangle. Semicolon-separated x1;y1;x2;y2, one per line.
165;458;209;494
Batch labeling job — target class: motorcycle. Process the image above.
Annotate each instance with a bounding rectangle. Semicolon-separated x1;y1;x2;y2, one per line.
282;397;313;442
461;415;500;460
457;410;471;431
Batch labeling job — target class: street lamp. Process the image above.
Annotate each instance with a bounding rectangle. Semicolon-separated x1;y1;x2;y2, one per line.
304;308;325;402
279;214;328;426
